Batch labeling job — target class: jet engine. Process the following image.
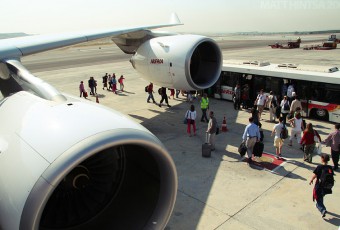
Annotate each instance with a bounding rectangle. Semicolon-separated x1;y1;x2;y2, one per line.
0;91;177;230
130;35;222;90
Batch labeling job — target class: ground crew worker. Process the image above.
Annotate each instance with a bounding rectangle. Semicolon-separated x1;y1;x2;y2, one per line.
200;93;209;122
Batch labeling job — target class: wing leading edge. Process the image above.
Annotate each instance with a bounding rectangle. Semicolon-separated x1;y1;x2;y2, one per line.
0;13;182;59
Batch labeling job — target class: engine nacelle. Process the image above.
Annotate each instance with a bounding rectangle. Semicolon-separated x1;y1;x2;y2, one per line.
0;91;177;230
130;35;222;90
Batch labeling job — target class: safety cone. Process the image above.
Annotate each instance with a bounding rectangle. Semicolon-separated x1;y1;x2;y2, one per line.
96;95;99;103
222;116;228;132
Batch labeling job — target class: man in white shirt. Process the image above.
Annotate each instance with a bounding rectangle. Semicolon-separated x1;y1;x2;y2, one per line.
255;89;267;121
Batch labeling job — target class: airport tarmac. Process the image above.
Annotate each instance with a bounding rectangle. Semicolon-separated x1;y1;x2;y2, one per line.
21;38;340;230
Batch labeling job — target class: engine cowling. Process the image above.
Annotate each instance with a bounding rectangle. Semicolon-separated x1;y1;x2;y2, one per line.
0;91;177;230
130;35;222;90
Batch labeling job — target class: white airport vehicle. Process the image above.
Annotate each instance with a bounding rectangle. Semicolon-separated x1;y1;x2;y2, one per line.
217;60;340;123
0;14;222;230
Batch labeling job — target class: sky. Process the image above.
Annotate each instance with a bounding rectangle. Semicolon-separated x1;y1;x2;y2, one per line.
1;0;340;34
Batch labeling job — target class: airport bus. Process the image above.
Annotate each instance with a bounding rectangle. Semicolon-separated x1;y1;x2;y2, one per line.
214;60;340;123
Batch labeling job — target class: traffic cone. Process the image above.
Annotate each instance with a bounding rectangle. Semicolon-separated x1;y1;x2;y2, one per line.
96;95;99;103
222;116;228;132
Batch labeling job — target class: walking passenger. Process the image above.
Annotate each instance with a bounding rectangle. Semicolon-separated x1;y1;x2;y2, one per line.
159;87;171;107
242;84;250;109
146;82;156;103
79;81;87;99
271;117;284;159
280;95;290;125
200;93;209;122
108;74;112;90
309;153;335;218
102;73;108;90
290;93;302;117
250;106;259;126
111;74;117;94
168;88;175;99
118;75;125;92
206;111;217;151
288;112;304;147
233;83;241;110
88;77;95;95
242;117;261;163
267;91;278;122
185;104;197;137
323;123;340;171
300;123;321;163
254;89;267;120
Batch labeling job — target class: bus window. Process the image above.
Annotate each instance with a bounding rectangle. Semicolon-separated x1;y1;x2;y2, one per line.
325;84;340;104
220;71;240;87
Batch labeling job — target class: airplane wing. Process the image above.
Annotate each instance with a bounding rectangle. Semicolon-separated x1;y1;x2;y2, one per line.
0;13;183;58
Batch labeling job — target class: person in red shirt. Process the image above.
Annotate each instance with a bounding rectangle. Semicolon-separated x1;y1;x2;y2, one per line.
118;75;125;92
168;88;175;99
300;123;321;163
146;82;156;104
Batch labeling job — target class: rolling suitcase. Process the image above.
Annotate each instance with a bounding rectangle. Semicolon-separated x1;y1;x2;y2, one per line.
253;142;264;157
202;133;211;157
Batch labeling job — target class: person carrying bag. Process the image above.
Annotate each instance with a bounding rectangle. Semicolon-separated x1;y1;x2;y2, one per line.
185;105;197;137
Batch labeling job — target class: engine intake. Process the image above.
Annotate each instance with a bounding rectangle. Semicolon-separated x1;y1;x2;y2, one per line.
19;130;176;230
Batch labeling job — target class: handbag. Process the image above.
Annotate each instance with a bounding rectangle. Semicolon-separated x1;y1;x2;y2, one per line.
238;142;247;156
313;143;322;155
184;111;189;124
314;130;320;143
215;127;219;135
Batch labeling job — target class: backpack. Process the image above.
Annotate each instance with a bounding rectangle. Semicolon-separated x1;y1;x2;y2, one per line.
320;166;335;191
283;101;290;111
158;88;162;95
280;124;288;139
145;85;148;92
271;96;277;108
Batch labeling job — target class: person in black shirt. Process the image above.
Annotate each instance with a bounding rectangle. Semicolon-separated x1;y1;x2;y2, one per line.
159;87;171;108
102;73;108;90
309;153;335;218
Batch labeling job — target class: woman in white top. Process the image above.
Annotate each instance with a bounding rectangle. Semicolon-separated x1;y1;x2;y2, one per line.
280;95;290;125
185;104;197;136
288;112;304;146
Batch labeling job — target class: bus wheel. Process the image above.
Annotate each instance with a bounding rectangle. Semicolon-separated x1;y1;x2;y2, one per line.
313;109;329;121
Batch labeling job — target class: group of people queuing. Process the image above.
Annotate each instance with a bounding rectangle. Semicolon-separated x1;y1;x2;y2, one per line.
237;83;339;167
79;73;125;98
239;89;339;219
102;73;125;94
